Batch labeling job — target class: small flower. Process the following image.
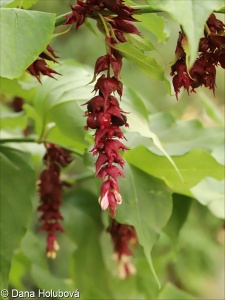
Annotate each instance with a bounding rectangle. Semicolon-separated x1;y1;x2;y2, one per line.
114;253;137;279
46;237;60;259
64;5;86;29
98;179;122;217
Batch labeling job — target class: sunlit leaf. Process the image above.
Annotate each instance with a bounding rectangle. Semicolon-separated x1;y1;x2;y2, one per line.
114;42;164;80
136;13;169;43
0;8;55;79
191;177;225;219
125;147;224;198
148;112;224;156
4;0;38;8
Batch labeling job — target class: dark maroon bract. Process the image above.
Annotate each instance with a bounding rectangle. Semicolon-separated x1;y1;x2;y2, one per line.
27;45;60;83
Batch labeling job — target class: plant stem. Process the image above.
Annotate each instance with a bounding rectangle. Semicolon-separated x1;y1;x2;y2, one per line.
214;7;225;13
55;5;163;27
97;12;110;37
55;5;225;27
0;138;37;143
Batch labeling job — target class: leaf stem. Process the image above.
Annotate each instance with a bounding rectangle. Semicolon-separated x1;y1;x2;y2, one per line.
55;5;225;27
97;12;110;37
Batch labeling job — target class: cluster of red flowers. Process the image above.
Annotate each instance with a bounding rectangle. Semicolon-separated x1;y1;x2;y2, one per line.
66;0;140;217
65;0;138;29
38;143;73;258
171;13;225;99
107;220;138;278
27;45;60;83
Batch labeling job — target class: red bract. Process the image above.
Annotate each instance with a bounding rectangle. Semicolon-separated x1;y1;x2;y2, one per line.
27;60;60;84
107;220;138;278
103;0;138;21
171;14;225;99
93;75;123;100
64;5;86;29
27;44;60;83
38;143;73;258
207;13;225;33
112;18;141;35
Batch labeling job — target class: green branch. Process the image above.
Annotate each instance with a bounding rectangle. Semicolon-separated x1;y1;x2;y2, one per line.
55;5;162;27
0;138;37;143
55;5;225;27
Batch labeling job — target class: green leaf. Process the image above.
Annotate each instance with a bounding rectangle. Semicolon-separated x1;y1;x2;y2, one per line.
4;0;38;8
191;177;225;219
148;112;224;156
46;126;87;156
32;61;92;145
0;0;14;7
85;19;100;37
164;194;193;242
116;165;173;287
0;8;55;79
198;91;224;125
125;147;224;198
146;0;225;65
20;230;75;291
114;42;164;80
0;111;27;130
125;33;156;52
122;89;182;181
62;189;114;299
136;13;169;43
0;77;36;100
211;144;225;165
0;146;35;290
157;282;196;300
23;103;43;136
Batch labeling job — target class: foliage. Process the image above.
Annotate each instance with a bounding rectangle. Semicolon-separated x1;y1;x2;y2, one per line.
0;0;224;299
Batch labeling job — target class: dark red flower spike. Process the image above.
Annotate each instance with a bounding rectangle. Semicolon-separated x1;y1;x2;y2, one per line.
171;14;225;99
38;143;73;258
107;220;138;278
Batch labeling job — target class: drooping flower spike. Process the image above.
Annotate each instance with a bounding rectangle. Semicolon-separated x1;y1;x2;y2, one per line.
76;0;140;217
38;143;73;258
171;13;225;99
107;220;138;278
